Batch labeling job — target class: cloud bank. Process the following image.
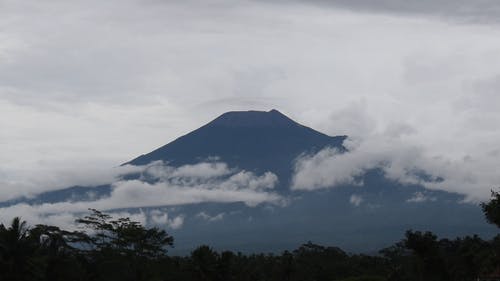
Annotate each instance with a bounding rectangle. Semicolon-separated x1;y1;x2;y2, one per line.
0;161;282;229
292;132;500;202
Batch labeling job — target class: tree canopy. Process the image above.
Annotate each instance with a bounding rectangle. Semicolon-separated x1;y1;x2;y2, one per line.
482;190;500;228
0;191;499;281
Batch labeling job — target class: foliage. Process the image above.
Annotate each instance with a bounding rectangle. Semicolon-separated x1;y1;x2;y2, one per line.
73;209;173;259
0;193;499;281
0;217;42;280
481;190;500;228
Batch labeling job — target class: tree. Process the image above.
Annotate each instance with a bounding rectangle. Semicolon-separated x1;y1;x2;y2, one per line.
0;217;41;281
479;190;500;278
29;224;85;281
481;190;500;228
403;230;447;281
73;209;174;258
71;209;174;281
190;245;219;281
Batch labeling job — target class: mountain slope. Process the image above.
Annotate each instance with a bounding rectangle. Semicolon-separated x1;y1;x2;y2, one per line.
121;109;495;252
127;110;346;189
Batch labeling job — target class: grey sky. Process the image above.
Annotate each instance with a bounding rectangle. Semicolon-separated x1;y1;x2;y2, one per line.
296;0;500;22
1;0;500;204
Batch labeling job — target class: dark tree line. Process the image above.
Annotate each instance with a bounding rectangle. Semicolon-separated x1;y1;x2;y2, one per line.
1;191;499;281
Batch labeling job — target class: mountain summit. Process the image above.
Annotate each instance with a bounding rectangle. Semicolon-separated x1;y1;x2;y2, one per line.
127;110;346;189
206;110;300;128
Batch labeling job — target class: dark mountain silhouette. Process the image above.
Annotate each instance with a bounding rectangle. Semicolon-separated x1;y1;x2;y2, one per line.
109;109;498;252
126;110;345;190
0;109;496;253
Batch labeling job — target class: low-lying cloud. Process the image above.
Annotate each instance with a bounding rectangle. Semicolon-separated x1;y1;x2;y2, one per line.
0;162;144;202
0;161;282;229
292;132;500;202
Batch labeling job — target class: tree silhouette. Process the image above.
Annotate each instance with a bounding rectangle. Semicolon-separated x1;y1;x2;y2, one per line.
190;245;219;281
0;217;41;281
403;230;448;281
70;209;174;281
30;224;85;281
73;209;173;258
481;190;500;228
1;205;499;281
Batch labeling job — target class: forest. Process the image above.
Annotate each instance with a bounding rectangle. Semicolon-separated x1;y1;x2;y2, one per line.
0;191;499;281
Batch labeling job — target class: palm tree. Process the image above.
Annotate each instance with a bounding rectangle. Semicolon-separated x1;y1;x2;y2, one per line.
0;217;40;281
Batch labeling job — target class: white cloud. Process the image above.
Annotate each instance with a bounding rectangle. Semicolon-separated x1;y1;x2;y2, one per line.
169;216;185;230
291;147;366;190
171;162;232;179
406;192;437;203
0;163;144;201
0;161;282;228
150;209;184;229
145;161;233;180
139;161;280;197
196;211;225;222
349;194;363;207
103;177;281;209
150;209;169;225
222;172;278;190
292;128;500;202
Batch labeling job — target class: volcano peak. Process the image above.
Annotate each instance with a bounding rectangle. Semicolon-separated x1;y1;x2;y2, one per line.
206;109;298;128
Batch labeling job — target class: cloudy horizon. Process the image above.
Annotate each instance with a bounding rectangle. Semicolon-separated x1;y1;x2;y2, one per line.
2;0;500;226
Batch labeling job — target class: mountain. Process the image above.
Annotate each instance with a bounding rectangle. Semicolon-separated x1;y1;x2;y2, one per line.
0;109;496;253
126;109;346;190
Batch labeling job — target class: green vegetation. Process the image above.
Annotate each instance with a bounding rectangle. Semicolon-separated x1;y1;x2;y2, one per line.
1;191;499;281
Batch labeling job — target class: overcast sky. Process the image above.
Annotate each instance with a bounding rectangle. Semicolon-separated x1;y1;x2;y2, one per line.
1;0;500;203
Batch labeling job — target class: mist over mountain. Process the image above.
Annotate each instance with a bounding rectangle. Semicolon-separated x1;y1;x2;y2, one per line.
0;110;495;253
